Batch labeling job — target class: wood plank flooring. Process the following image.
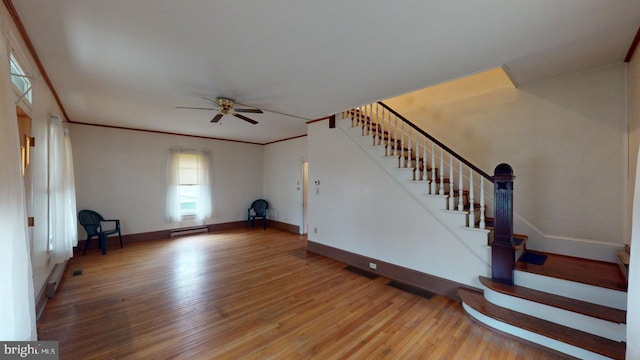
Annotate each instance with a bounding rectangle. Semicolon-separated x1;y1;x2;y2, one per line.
38;228;566;359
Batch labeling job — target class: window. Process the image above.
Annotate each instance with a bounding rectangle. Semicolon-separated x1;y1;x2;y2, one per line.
10;54;32;104
166;149;212;222
177;153;200;216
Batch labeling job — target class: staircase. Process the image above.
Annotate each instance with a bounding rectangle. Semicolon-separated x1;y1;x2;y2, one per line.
338;104;628;359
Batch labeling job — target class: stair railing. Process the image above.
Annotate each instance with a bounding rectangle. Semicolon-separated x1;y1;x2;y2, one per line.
343;101;494;230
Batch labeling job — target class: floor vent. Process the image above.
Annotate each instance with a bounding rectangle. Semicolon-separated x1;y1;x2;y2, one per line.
170;226;209;238
387;281;435;300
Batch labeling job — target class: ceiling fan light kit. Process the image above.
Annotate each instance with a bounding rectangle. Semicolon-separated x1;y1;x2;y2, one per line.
177;97;263;125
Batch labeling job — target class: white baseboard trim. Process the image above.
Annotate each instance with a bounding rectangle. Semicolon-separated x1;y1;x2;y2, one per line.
515;215;624;262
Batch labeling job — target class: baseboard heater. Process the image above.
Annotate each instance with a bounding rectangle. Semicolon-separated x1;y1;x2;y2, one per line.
46;261;67;298
170;226;209;238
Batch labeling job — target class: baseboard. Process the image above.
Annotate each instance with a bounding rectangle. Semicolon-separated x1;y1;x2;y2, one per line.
76;220;247;250
269;220;300;234
206;221;247;233
35;284;48;320
35;261;68;320
515;216;625;263
306;240;478;301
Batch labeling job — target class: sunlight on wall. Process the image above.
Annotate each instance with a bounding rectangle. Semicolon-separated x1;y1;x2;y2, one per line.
386;67;515;107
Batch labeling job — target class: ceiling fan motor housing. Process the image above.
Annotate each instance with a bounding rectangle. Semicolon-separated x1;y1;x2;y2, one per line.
217;97;234;114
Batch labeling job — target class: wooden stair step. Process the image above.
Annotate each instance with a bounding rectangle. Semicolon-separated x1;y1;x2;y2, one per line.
617;250;629;282
485;226;528;249
479;276;626;324
512;237;526;251
459;288;626;360
515;251;628;292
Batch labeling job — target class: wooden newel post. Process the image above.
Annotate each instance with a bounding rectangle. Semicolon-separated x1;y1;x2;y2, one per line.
492;163;515;284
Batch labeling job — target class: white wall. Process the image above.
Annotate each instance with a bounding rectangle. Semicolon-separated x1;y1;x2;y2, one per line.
626;49;640;360
386;64;628;254
263;137;307;230
307;121;489;287
71;124;263;235
629;56;640;215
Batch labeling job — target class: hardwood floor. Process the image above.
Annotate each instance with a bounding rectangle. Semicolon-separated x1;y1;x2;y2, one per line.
38;228;565;359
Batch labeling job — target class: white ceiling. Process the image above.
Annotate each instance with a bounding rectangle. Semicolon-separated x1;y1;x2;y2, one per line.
11;0;640;144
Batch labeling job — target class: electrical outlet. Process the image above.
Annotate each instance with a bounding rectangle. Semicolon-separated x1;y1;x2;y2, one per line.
314;227;318;234
369;262;377;270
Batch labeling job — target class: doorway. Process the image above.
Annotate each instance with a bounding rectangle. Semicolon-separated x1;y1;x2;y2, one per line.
302;161;308;235
16;106;34;250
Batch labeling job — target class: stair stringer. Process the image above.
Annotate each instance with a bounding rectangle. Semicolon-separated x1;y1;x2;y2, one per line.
337;118;492;267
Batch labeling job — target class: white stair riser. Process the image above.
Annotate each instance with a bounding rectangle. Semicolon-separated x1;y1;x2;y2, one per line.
483;287;626;341
462;303;614;360
514;270;627;311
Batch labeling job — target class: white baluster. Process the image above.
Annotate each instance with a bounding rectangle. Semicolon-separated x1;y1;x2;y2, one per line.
361;106;365;136
365;104;370;136
371;104;376;145
448;154;455;210
469;171;475;228
423;138;428;182
479;178;486;229
431;142;436;195
371;104;376;143
391;114;396;156
399;121;404;168
458;161;464;211
439;148;445;195
406;126;411;168
377;104;382;146
382;107;388;156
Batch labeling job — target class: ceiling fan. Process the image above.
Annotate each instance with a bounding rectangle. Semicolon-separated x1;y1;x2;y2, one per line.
176;97;263;124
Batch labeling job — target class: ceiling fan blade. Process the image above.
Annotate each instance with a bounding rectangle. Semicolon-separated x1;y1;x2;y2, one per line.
211;113;224;123
234;101;311;120
233;113;258;124
235;108;263;113
201;96;220;104
176;106;218;110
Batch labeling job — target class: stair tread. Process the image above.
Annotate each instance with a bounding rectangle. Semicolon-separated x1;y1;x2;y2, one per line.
479;276;626;324
514;251;628;292
459;288;626;360
484;226;528;240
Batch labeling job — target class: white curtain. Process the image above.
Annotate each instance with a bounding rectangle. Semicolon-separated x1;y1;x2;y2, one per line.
165;149;212;223
165;148;181;222
49;117;78;263
194;151;212;221
0;41;36;339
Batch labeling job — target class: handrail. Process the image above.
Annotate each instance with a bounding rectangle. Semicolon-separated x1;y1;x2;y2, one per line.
377;101;494;182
